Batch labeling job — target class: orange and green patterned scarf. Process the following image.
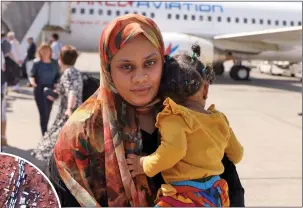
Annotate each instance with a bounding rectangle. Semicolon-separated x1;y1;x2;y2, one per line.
53;14;165;207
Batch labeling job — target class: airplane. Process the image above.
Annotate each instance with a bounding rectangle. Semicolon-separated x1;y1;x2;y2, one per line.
46;1;303;80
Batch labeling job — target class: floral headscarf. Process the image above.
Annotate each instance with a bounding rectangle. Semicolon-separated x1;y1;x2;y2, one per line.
53;14;165;207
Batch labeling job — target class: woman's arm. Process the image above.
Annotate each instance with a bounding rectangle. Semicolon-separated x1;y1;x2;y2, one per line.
220;154;245;207
67;91;77;109
65;92;77;116
53;60;61;85
28;62;38;87
63;70;81;116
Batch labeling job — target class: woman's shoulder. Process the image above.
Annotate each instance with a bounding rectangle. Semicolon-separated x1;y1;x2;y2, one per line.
33;58;41;65
33;58;40;62
64;67;82;77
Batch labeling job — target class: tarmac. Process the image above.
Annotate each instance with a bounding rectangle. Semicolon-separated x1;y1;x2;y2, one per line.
1;52;302;207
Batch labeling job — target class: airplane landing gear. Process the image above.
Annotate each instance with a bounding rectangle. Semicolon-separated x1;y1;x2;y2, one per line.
213;62;224;75
230;65;250;80
213;61;251;81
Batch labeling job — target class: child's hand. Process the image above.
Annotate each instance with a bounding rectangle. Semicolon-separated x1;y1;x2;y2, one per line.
127;154;145;178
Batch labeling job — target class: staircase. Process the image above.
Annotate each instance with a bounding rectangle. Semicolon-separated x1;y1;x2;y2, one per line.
1;1;45;42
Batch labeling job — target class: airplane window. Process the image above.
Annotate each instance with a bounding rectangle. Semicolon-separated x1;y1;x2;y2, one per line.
208;16;212;21
80;8;85;14
283;20;287;26
116;11;120;16
298;21;302;26
217;16;222;22
176;14;180;20
191;15;195;21
99;9;103;15
184;14;188;20
235;17;239;23
151;12;155;18
252;18;255;24
267;19;271;25
71;8;76;14
243;18;247;24
199;15;203;21
226;17;230;22
290;21;294;26
259;19;263;24
89;9;94;15
125;11;129;14
275;20;279;26
142;12;146;16
168;14;171;19
107;10;112;16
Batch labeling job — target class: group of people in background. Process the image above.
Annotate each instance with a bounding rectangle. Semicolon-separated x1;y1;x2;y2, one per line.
1;31;23;146
1;32;83;163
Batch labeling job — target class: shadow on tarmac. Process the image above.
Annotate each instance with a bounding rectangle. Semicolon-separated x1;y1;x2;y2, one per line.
212;73;301;93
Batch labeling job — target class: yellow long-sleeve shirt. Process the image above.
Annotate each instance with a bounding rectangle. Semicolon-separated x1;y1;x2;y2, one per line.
142;98;244;183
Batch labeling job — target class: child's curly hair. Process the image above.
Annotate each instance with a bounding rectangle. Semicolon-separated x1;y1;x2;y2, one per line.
159;43;215;103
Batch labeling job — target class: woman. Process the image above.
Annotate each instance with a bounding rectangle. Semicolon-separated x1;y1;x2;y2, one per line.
31;45;83;163
29;43;60;136
48;14;245;207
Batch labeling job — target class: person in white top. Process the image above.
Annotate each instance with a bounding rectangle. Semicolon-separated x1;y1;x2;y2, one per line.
7;32;22;66
7;31;22;91
50;33;63;60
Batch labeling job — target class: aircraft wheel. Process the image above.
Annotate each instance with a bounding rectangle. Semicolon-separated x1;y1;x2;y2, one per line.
230;65;250;80
214;62;224;75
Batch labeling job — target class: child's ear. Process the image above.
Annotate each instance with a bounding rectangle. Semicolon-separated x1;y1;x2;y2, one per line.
202;82;209;100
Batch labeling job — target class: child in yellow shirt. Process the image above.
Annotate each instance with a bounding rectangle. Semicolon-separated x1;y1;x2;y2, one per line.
127;44;243;207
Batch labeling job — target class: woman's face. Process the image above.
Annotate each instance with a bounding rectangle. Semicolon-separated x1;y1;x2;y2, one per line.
40;47;51;60
110;35;162;107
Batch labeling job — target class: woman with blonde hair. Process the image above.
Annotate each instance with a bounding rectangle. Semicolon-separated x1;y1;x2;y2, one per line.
29;43;60;136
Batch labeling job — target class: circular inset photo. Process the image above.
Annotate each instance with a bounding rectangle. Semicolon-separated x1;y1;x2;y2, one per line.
0;153;61;208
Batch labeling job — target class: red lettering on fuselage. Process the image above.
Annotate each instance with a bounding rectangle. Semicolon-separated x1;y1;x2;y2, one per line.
76;1;133;7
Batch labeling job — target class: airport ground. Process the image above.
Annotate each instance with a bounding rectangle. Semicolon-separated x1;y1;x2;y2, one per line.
2;52;302;207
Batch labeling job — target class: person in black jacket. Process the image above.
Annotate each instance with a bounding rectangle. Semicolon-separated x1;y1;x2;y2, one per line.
24;37;36;86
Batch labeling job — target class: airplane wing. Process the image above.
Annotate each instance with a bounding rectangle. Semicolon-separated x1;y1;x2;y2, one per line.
213;26;302;54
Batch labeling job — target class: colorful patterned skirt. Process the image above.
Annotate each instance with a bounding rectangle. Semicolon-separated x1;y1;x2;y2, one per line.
155;176;230;207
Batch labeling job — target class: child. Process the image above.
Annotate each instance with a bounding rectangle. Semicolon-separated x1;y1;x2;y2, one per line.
127;44;243;207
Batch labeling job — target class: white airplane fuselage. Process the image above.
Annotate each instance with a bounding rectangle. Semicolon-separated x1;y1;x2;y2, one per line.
55;1;302;62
